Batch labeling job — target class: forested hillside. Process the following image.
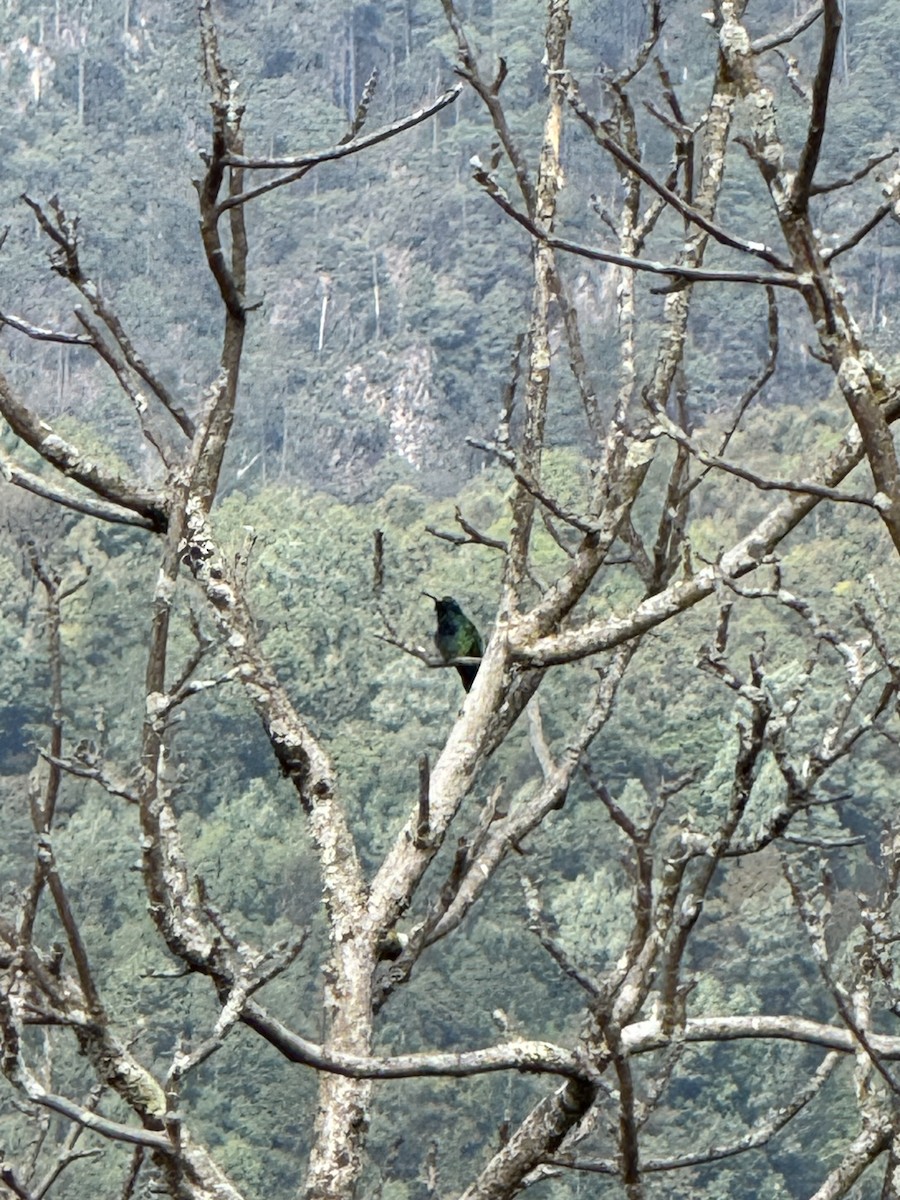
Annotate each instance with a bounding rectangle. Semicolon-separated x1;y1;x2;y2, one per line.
3;0;894;502
3;2;900;1199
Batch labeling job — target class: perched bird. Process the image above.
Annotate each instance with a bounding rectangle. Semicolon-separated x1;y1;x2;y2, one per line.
423;593;483;692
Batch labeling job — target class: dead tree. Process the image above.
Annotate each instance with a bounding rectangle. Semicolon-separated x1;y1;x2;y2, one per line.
3;3;900;1199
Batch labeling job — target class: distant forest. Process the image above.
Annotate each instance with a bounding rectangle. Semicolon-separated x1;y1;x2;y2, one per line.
4;3;900;1200
2;0;894;501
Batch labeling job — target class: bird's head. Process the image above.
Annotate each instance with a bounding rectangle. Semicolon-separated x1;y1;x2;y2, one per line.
423;592;462;618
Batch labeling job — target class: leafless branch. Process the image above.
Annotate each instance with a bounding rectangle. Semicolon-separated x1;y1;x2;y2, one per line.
751;2;824;54
556;1051;840;1173
522;877;602;1000
661;673;769;1028
812;148;897;196
610;0;663;88
426;507;507;551
0;995;170;1153
0;312;92;344
557;271;603;445
72;309;169;460
237;998;588;1080
650;406;877;508
782;832;866;849
468;437;603;534
38;753;139;804
790;0;842;209
782;853;900;1097
18;195;193;436
566;74;792;270
218;85;462;211
604;1017;642;1194
425;646;636;945
440;0;535;214
540;511;577;558
527;700;555;782
33;1134;103;1200
825;202;893;262
119;1147;144;1200
0;1162;37;1200
623;1013;900;1058
806;1117;892;1200
714;286;779;458
0;370;167;528
341;67;378;144
470;169;803;288
0;453;158;529
416;754;431;848
373;630;480;676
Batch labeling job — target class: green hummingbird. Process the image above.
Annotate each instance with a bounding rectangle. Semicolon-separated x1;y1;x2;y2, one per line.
423;593;484;692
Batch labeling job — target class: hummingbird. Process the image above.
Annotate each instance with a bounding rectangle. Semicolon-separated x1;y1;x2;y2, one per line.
423;593;484;692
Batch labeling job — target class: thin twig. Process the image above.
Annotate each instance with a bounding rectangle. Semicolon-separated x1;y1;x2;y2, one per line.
218;86;462;211
751;2;824;53
0;312;92;344
566;74;792;270
552;1051;840;1173
470;170;802;289
825;202;893;262
811;148;897;196
790;0;842;210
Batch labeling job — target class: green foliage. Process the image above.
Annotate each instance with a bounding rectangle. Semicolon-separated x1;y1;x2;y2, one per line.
5;1;900;1197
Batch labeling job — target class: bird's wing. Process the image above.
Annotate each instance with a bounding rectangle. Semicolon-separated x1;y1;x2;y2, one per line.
465;623;484;657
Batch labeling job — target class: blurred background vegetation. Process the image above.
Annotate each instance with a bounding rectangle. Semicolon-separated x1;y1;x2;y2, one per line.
3;1;900;1197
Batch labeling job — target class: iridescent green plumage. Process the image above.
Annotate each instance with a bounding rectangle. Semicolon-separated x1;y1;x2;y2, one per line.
424;593;483;692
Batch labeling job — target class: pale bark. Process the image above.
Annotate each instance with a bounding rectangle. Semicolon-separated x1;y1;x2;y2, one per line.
4;3;900;1199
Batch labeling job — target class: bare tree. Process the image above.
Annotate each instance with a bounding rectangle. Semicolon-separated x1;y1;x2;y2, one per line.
3;2;900;1199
